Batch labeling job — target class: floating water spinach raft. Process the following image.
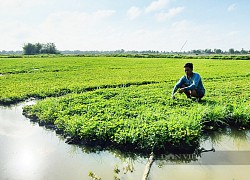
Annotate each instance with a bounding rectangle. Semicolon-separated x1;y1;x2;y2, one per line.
1;56;249;154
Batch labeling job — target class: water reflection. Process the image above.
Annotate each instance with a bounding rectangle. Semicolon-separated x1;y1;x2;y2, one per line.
0;102;146;180
201;128;250;151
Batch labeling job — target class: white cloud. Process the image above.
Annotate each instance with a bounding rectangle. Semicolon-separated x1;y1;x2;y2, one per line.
127;6;142;20
0;9;116;50
226;31;240;37
35;10;116;46
171;20;193;32
93;10;116;19
145;0;171;13
0;0;249;51
227;4;237;12
156;6;185;22
0;20;32;50
0;0;50;11
0;0;31;8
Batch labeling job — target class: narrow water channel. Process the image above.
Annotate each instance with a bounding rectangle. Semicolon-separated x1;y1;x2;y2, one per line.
1;102;250;180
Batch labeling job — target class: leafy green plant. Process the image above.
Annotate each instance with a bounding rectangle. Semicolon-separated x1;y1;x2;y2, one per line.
1;56;249;153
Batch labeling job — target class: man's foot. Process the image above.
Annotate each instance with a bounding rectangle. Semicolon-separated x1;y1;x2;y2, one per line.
191;97;202;102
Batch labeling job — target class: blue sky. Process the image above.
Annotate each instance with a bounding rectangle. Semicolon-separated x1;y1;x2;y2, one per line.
0;0;249;51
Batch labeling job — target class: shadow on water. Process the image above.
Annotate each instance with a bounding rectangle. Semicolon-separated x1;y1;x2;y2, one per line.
67;127;250;180
58;126;250;167
202;127;250;146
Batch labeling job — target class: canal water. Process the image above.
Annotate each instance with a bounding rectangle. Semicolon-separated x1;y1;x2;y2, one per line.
1;102;250;180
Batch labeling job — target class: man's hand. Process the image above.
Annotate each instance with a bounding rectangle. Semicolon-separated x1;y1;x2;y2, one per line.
178;88;185;94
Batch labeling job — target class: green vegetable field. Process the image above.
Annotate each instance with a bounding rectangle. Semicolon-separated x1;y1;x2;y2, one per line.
1;56;249;153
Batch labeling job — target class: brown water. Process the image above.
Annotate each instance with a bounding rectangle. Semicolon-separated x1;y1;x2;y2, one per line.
1;102;250;180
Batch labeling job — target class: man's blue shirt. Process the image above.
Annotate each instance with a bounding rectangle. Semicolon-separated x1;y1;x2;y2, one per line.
172;72;205;95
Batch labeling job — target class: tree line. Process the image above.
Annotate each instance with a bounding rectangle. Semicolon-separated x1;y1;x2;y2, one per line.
22;43;59;55
190;48;249;55
1;44;249;55
61;48;250;55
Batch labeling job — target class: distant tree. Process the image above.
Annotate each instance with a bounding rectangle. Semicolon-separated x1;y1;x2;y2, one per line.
191;49;201;54
229;48;235;54
35;43;43;54
240;48;248;54
23;43;37;55
205;49;212;54
234;50;240;54
23;42;59;55
214;49;222;54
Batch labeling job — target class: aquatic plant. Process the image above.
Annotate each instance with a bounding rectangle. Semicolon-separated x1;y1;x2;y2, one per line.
1;56;249;153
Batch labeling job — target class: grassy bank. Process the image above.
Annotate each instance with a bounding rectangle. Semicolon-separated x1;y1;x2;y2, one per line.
1;56;249;153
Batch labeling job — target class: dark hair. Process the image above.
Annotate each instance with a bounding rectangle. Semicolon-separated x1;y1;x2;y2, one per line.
184;63;193;70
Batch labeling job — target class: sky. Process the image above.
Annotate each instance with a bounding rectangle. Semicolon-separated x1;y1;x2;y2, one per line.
0;0;250;52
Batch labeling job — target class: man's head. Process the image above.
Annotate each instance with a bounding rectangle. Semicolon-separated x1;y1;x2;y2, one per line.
184;63;193;77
